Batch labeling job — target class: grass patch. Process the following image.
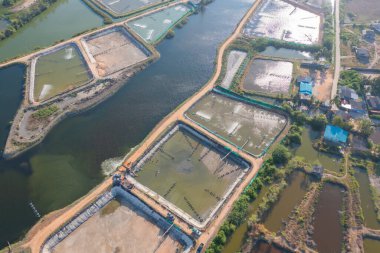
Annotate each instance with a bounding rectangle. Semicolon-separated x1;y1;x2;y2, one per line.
32;105;59;119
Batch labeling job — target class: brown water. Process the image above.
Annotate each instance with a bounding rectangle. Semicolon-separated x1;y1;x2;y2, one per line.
354;167;380;229
294;127;343;173
312;183;344;253
263;172;311;232
363;238;380;253
251;240;287;253
221;188;269;253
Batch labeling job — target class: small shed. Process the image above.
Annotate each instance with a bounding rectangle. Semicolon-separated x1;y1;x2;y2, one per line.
324;125;349;145
311;165;324;179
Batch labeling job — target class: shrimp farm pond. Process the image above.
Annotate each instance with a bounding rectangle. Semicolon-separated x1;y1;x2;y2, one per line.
185;90;287;157
130;123;250;226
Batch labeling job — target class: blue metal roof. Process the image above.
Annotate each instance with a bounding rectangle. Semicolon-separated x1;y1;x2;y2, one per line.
324;125;348;144
299;81;313;95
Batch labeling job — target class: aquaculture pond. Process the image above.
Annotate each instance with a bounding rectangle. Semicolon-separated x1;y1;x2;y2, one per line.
312;183;344;253
0;0;256;247
354;167;380;229
259;46;314;61
134;124;248;222
363;238;380;253
185;91;287;156
251;241;287;253
294;127;343;174
263;172;311;232
34;45;91;101
127;4;192;44
0;0;103;62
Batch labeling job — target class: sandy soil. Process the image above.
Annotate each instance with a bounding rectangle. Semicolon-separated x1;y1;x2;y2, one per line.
300;67;333;102
54;203;181;253
85;29;149;76
11;0;38;12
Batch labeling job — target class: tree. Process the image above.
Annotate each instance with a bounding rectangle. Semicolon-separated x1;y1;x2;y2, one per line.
272;145;291;165
310;114;328;131
339;70;363;94
358;119;374;137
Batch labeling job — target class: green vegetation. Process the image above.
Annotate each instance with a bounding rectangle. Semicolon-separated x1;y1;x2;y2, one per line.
32;105;59;119
338;70;363;93
2;0;22;7
0;0;60;41
166;29;175;39
310;114;328;131
272;145;291;165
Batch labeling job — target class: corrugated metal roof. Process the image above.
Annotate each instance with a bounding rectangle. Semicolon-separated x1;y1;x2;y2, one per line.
324;125;348;144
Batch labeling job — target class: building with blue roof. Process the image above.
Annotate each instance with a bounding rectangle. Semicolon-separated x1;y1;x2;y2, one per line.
324;125;348;145
299;81;313;96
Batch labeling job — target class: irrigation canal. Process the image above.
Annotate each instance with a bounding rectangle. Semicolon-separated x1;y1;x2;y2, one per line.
0;0;256;247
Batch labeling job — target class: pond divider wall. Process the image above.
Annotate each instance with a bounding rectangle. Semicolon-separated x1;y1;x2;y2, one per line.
128;122;251;229
184;87;288;158
41;191;114;253
112;186;194;252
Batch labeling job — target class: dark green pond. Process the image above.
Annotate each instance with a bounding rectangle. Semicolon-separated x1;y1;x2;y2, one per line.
0;0;256;247
364;238;380;253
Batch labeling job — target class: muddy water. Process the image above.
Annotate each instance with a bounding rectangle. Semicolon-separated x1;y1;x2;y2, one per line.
312;183;344;253
251;241;287;253
221;187;269;253
363;238;380;253
0;0;256;246
263;172;311;232
0;0;103;62
354;168;380;229
294;127;342;173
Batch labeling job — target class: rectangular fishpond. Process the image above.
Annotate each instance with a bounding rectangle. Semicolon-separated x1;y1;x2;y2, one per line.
95;0;166;16
32;44;92;102
130;123;250;227
243;0;321;45
82;26;151;77
185;91;287;156
243;58;293;96
127;4;192;44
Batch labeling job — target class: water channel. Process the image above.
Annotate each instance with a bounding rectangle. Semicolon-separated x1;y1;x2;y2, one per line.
263;172;311;232
0;0;256;247
0;0;103;62
363;238;380;253
354;167;380;230
312;183;344;253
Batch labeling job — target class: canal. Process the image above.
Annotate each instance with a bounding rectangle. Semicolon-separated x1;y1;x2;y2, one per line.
312;183;344;253
0;0;256;247
263;172;311;232
354;167;380;230
0;0;103;62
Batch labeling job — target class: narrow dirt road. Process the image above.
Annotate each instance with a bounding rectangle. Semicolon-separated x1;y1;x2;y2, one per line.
22;0;264;252
331;0;341;100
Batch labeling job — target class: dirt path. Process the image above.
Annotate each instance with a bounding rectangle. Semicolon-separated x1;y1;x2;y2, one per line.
11;0;38;12
369;42;379;69
331;0;341;100
21;0;264;252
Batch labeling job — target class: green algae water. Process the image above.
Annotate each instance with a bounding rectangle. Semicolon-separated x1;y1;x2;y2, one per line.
354;167;380;230
364;238;380;253
34;45;91;101
294;127;343;174
0;0;256;246
263;172;311;232
0;0;103;62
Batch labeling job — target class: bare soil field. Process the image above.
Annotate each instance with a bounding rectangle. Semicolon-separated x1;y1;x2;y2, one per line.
83;27;149;77
299;67;333;102
53;201;182;253
345;0;380;23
